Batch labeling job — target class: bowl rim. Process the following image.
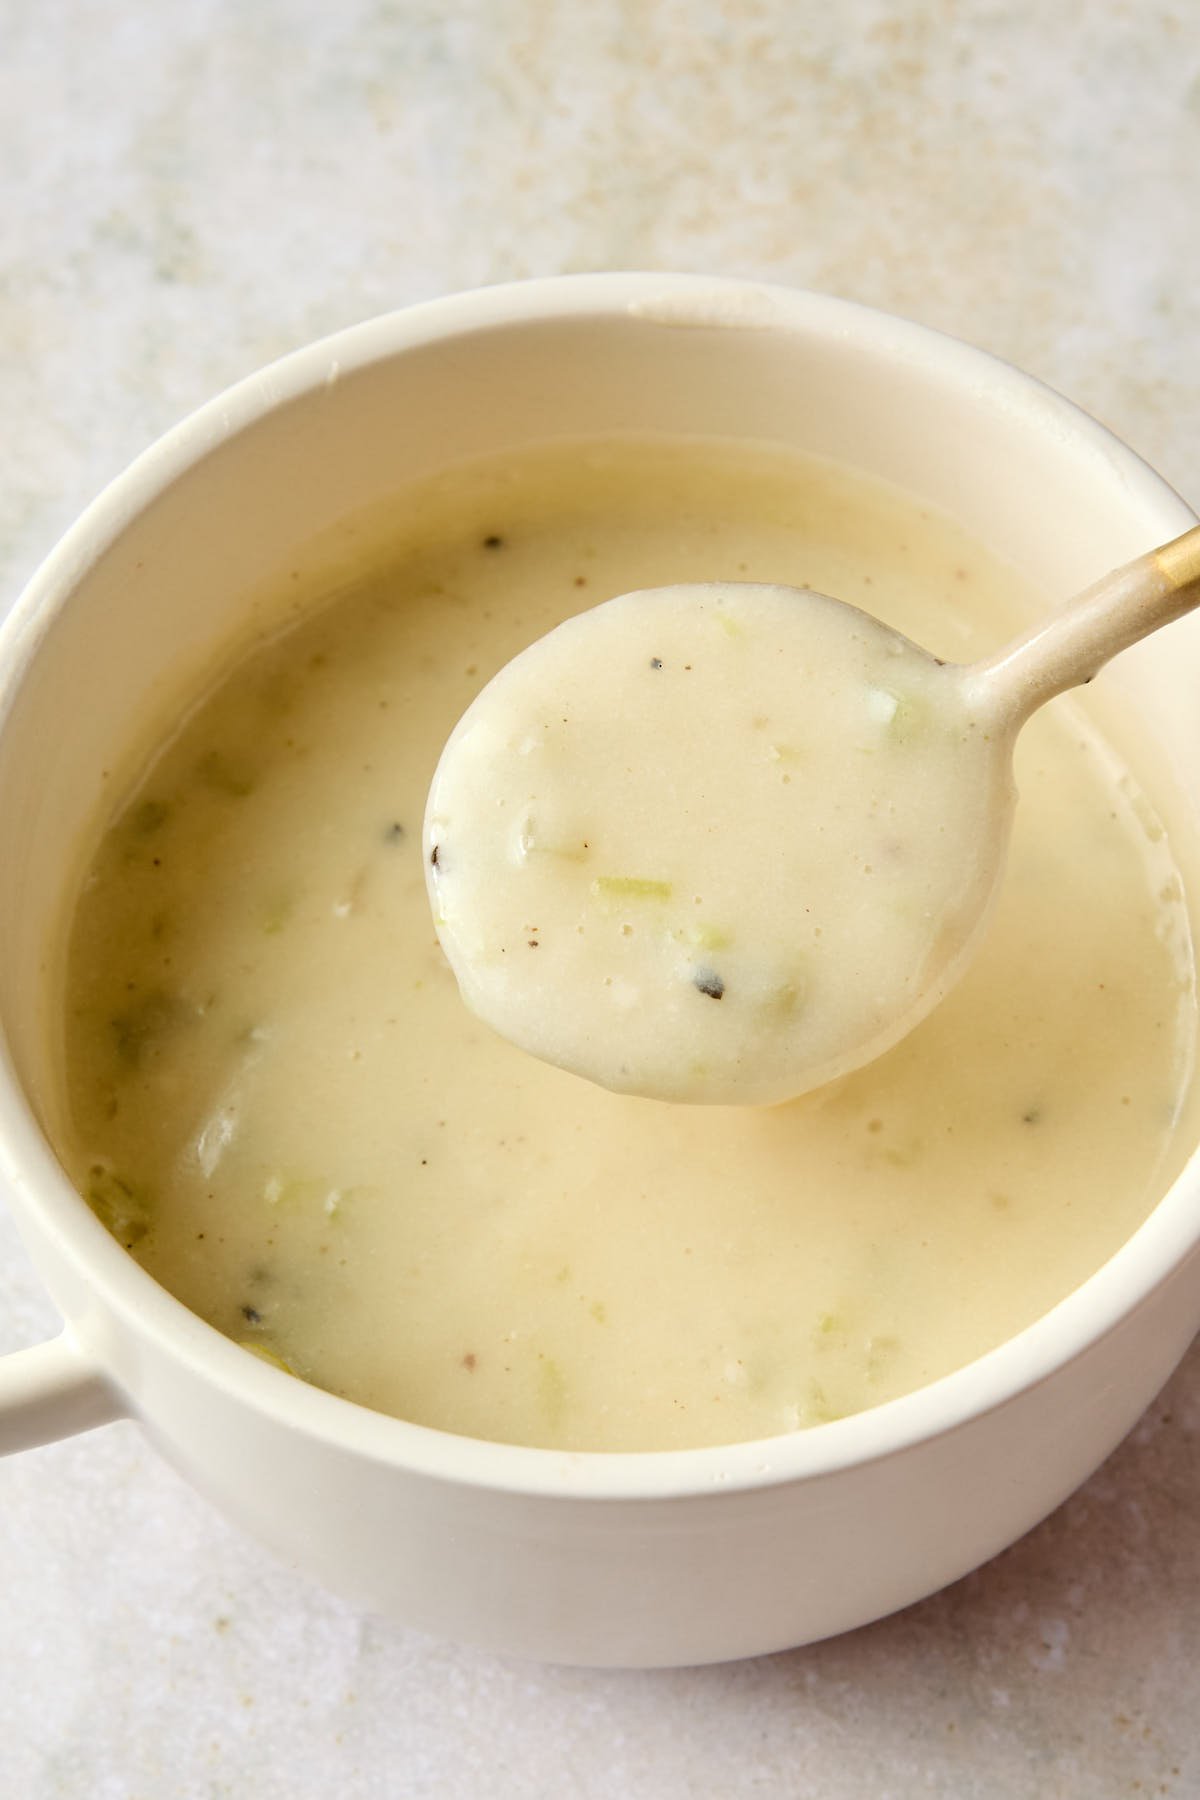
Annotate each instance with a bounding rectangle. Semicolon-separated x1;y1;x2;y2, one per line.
1;270;1197;1503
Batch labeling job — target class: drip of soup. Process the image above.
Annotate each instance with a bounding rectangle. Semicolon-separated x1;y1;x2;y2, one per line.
54;438;1198;1452
426;580;1016;1105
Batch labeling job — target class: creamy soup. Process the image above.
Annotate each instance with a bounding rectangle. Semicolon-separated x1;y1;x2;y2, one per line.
427;580;1015;1105
54;439;1198;1452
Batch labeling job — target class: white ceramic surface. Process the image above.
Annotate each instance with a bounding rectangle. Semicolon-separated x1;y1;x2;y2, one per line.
0;275;1198;1668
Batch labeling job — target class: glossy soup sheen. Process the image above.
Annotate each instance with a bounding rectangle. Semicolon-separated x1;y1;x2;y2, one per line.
55;439;1198;1452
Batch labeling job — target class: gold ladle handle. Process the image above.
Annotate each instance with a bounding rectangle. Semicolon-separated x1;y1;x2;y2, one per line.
966;524;1200;728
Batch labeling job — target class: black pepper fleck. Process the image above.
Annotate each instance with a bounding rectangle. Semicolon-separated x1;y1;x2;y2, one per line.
650;657;663;670
693;968;725;1000
241;1304;262;1324
482;534;504;550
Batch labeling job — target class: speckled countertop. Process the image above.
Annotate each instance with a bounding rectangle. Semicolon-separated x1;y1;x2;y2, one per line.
2;4;1199;1795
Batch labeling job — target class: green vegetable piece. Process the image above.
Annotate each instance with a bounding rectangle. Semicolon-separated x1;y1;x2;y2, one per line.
807;1384;845;1425
891;693;928;743
109;990;188;1067
524;839;591;863
517;819;592;864
592;876;673;902
261;1173;370;1219
86;1163;151;1246
677;922;732;952
762;977;804;1019
868;686;927;744
238;1340;297;1376
262;1171;323;1208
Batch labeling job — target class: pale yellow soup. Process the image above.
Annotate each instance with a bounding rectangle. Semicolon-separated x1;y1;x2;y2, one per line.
55;439;1198;1452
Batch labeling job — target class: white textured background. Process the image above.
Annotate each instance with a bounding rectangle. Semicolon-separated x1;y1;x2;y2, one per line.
1;3;1199;1795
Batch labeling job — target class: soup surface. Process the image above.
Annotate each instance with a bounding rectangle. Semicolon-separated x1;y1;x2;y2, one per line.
55;439;1198;1451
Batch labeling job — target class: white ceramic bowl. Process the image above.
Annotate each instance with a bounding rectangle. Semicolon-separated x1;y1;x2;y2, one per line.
1;275;1198;1669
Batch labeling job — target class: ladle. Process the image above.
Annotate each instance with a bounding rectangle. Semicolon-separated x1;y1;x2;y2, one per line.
425;527;1200;1106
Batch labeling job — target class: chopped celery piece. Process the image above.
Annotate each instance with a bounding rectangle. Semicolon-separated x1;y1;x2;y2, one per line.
110;990;188;1068
762;977;804;1018
263;1172;324;1208
538;1356;567;1430
239;1340;297;1375
263;1172;371;1218
86;1163;151;1245
517;821;590;863
592;876;672;902
868;685;927;743
806;1382;844;1425
688;922;732;951
890;693;928;743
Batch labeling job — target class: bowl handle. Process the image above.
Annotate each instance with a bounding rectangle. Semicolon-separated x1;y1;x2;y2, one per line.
0;1332;122;1453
